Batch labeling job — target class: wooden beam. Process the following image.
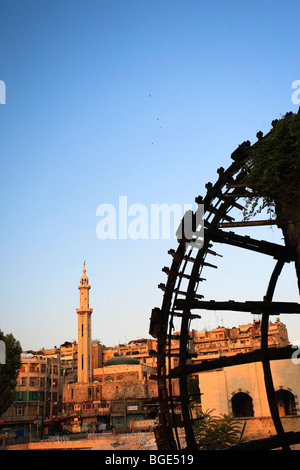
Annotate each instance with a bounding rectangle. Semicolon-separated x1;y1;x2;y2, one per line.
208;228;294;261
218;219;293;228
175;299;300;314
168;345;296;377
225;431;300;450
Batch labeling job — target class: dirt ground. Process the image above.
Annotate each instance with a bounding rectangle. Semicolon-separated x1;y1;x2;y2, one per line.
4;432;160;450
88;434;158;450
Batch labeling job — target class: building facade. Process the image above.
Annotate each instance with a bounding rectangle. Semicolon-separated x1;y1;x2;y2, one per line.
198;358;300;419
62;356;157;430
1;353;60;436
61;266;159;431
191;319;289;363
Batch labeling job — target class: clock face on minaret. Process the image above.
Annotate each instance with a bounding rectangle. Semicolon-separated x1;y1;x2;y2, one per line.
76;263;93;383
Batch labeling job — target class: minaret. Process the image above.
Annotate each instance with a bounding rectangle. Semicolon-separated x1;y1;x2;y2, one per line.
76;262;93;383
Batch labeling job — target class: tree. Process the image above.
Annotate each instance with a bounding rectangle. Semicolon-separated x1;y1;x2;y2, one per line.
188;376;201;403
243;110;300;292
0;330;22;416
193;409;245;449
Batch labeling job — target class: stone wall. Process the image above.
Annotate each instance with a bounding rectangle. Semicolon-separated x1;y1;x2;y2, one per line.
63;377;157;403
198;359;300;417
235;415;300;449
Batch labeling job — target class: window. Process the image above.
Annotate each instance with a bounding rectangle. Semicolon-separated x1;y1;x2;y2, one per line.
28;391;40;401
16;406;25;416
15;391;27;401
21;377;27;387
275;389;297;416
83;403;93;409
30;377;39;387
231;392;254;417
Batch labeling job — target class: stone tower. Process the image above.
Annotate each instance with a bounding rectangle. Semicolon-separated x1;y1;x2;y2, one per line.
76;263;93;383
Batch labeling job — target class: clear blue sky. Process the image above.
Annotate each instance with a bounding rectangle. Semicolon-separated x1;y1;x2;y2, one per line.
0;0;299;350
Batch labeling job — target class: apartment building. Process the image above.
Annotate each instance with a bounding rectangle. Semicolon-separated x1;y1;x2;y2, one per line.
1;353;60;436
191;318;289;363
101;338;157;369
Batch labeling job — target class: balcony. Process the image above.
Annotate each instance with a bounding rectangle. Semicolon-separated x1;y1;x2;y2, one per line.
97;407;110;416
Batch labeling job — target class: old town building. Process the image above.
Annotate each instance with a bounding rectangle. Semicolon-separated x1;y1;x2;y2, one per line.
190;318;289;363
1;353;61;437
198;358;300;419
1;265;297;439
61;266;158;431
59;267;294;432
62;356;157;431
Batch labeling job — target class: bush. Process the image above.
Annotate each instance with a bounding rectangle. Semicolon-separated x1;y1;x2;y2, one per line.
193;409;245;450
243;110;300;225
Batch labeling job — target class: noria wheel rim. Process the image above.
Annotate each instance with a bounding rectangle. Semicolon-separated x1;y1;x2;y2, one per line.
150;136;300;451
